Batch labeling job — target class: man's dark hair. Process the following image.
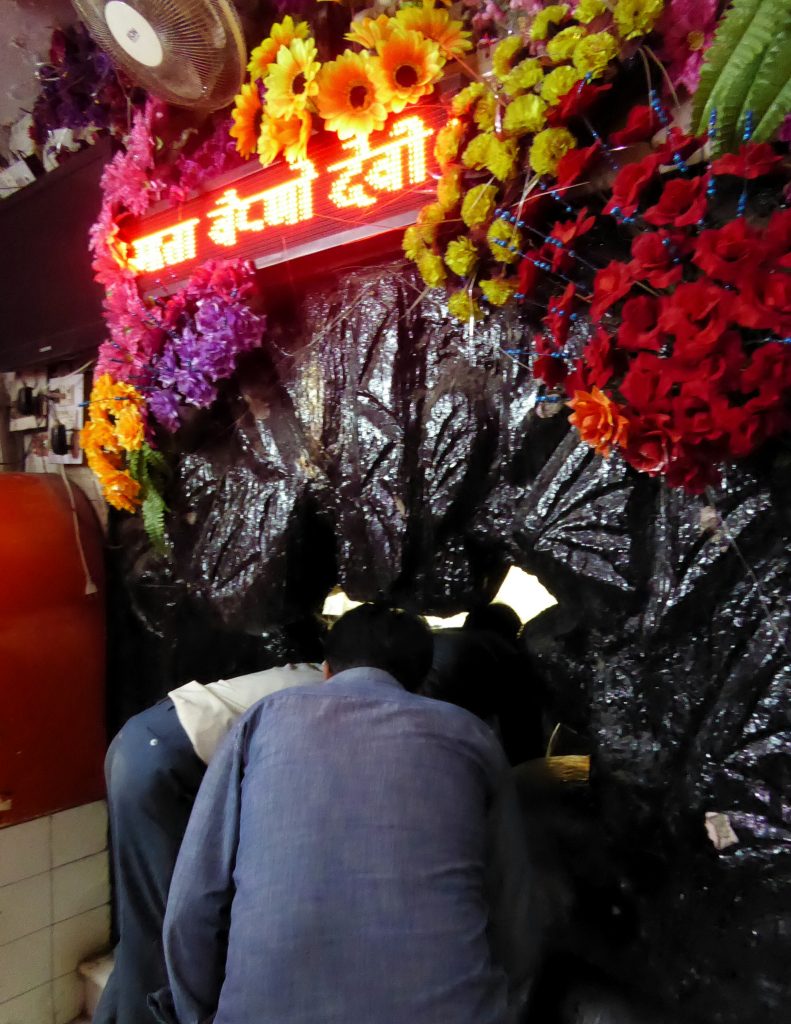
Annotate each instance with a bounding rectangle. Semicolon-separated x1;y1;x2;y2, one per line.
464;603;521;645
325;603;433;692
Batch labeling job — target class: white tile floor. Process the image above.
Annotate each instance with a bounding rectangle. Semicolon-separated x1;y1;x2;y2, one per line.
0;802;111;1024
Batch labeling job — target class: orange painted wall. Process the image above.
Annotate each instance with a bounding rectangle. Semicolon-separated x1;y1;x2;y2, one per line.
0;474;105;827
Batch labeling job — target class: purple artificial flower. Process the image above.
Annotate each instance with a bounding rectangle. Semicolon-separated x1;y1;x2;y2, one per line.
148;388;181;433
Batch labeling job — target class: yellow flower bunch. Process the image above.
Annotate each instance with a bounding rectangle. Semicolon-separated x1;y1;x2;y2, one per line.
445;236;478;277
448;291;483;322
81;374;146;513
613;0;665;40
461;183;499;229
462;132;518;182
479;278;517;306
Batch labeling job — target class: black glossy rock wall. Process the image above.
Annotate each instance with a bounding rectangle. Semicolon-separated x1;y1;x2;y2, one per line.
111;260;791;1023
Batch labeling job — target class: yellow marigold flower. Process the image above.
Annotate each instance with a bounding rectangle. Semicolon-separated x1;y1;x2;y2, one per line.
437;165;463;210
487;218;522;264
575;0;608;23
547;25;586;62
264;37;321;119
492;36;524;82
403;224;426;261
503;58;544;97
416;249;447;288
529;126;577;176
448;290;483;322
434;118;464;167
230;82;263;159
461;182;498;228
346;14;394;50
370;28;444;114
503;93;547;136
316;51;388;139
613;0;665;41
248;17;310;80
444;236;478;276
462;132;518;182
395;0;472;59
257;109;311;166
451;82;487;116
530;4;570;42
541;65;583;106
573;31;620;77
115;405;144;452
480;278;516;306
417;201;446;228
474;93;497;131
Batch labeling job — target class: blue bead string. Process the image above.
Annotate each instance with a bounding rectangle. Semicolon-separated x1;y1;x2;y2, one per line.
737;110;754;217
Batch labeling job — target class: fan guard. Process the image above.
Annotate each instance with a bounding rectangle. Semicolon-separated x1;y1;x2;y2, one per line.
73;0;246;110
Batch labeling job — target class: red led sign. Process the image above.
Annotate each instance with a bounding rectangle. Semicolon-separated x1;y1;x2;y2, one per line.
124;108;446;285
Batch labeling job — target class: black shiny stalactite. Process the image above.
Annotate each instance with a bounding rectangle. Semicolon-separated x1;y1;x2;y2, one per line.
110;261;790;1023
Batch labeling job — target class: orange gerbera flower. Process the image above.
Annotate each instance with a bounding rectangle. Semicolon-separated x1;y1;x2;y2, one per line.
346;14;395;50
257;109;312;166
264;37;321;119
247;16;310;80
395;0;472;59
371;29;444;114
230;81;263;158
316;51;389;140
568;387;630;457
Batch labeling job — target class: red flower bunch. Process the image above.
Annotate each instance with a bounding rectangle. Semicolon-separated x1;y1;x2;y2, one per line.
532;134;791;492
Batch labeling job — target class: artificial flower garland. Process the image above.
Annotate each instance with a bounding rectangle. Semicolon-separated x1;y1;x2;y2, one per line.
230;1;470;167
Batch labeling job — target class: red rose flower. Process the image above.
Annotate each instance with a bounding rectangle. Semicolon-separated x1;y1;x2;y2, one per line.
671;380;730;441
555;142;601;188
629;231;684;289
546;208;595;271
603;153;664;218
547;82;611;126
765;207;791;258
545;283;577;345
712;142;783;180
518;254;541;299
620;352;673;412
658;281;733;354
578;326;622;389
643;175;708;228
623;413;679;475
665;444;723;493
591;260;634;320
735;269;791;335
534;334;569;387
609;105;662;147
740;342;791;397
693;218;763;285
617;295;662;351
654;127;702;165
725;405;770;459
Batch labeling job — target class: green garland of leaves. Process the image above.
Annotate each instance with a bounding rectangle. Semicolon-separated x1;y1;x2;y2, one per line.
127;444;170;553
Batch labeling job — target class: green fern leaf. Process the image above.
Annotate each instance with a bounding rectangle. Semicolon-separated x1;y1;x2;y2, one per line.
694;0;791;151
126;448;142;481
141;488;168;554
693;0;763;128
754;65;791;140
738;27;791;137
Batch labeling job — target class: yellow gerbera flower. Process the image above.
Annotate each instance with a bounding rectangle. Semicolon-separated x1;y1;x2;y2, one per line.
530;4;570;41
480;278;516;306
613;0;665;41
346;14;395;50
434;118;464;167
416;249;447;287
316;51;389;139
492;36;524;82
503;58;544;97
529;126;577;176
575;0;608;23
487;219;522;264
395;0;472;59
229;81;263;158
572;31;620;77
264;38;321;120
451;82;487;116
444;236;478;277
546;25;586;62
448;290;483;322
462;132;518;182
541;65;583;106
257;109;312;166
248;17;310;80
461;183;498;229
503;93;547;136
371;29;444;114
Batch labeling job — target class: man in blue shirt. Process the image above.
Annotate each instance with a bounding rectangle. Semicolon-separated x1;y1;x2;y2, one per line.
161;604;536;1024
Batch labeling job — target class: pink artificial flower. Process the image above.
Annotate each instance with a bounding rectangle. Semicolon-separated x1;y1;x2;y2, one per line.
655;0;718;96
